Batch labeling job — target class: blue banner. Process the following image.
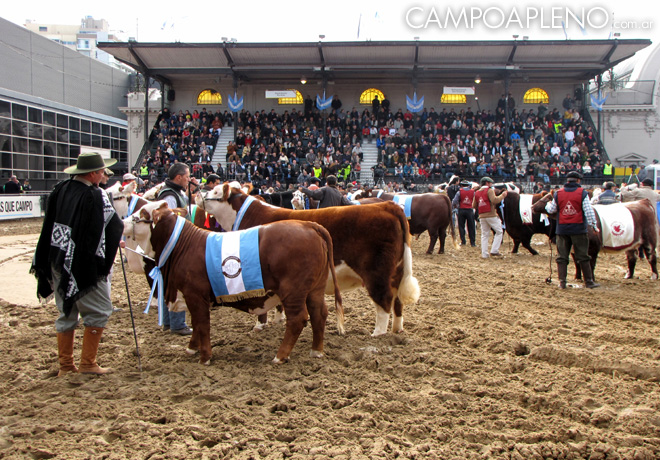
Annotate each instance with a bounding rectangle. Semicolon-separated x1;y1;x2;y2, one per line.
228;91;244;112
406;92;424;113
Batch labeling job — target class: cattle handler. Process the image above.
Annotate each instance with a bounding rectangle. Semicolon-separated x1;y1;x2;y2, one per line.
543;171;600;289
31;151;124;375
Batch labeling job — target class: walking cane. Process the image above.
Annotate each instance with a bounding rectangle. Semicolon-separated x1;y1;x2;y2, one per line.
118;245;142;372
545;237;554;284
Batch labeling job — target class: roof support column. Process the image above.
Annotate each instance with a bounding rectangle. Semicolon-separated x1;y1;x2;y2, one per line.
233;74;239;140
144;75;150;144
504;74;510;142
596;74;602;147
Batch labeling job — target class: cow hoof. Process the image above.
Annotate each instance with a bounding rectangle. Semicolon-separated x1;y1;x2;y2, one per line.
310;350;324;359
272;356;289;364
337;324;346;336
652;273;658;280
371;330;387;337
185;348;198;355
624;272;632;279
202;360;211;366
253;324;266;332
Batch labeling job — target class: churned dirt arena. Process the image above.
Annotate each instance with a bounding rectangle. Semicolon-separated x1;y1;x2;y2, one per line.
1;217;659;459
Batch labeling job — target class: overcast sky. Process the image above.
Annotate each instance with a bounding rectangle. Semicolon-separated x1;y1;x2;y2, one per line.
2;0;658;43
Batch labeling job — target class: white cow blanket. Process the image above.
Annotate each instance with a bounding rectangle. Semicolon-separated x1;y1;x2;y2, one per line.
593;203;635;250
518;194;549;226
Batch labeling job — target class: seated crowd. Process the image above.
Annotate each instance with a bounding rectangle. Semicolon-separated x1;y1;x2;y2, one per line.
138;107;233;188
135;93;611;192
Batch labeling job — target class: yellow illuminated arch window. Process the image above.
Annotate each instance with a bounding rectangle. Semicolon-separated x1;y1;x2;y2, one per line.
440;94;466;104
523;88;549;104
278;90;304;105
197;89;222;105
360;88;386;105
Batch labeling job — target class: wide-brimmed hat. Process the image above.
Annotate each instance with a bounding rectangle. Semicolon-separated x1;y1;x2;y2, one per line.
123;173;137;181
566;171;583;180
480;176;494;185
103;168;114;176
64;152;117;175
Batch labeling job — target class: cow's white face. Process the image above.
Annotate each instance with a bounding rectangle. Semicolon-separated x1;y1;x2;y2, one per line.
351;189;367;200
291;190;305;210
122;200;168;259
197;183;239;232
142;182;165;201
108;182;137;218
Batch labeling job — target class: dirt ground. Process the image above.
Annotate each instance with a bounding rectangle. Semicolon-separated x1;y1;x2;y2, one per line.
1;217;659;459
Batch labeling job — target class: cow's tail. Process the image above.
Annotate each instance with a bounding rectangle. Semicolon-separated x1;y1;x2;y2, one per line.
314;224;345;335
395;210;421;305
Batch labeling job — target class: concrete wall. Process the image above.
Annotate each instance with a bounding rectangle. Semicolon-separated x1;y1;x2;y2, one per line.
0;17;131;120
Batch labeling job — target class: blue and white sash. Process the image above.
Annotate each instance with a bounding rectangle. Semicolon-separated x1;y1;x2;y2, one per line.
393;195;413;219
145;215;186;326
206;226;266;301
127;194;140;216
233;195;256;231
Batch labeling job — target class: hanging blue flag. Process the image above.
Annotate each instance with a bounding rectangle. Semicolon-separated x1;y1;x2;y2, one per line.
406;91;424;113
590;91;608;111
316;90;333;110
228;91;243;112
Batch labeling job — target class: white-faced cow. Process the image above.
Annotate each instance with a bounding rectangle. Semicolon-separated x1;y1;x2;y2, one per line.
533;196;658;280
198;182;420;336
123;201;343;364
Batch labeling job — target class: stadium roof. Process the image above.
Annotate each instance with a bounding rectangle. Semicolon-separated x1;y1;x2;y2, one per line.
98;39;651;86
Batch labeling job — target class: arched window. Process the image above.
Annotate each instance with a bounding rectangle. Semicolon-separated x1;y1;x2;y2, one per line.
197;89;222;105
360;88;386;105
523;88;549;104
278;90;304;105
440;94;466;104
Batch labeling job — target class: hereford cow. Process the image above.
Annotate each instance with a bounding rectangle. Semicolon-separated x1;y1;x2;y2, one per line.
497;191;554;255
199;183;420;336
533;196;658;280
123;201;343;364
351;190;458;254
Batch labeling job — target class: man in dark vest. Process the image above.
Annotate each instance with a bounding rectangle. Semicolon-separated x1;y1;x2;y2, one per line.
156;162;199;335
544;171;600;289
452;180;476;247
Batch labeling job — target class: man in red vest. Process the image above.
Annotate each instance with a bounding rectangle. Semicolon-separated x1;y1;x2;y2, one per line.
473;177;507;258
544;171;600;289
452;180;476;246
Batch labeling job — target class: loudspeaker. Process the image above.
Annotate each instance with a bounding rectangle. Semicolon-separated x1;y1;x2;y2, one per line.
167;89;175;101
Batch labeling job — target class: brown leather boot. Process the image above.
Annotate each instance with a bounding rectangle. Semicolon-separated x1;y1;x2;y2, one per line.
557;263;568;289
79;327;113;375
57;330;78;376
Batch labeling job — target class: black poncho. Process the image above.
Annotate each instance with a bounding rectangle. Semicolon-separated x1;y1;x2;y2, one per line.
31;178;123;317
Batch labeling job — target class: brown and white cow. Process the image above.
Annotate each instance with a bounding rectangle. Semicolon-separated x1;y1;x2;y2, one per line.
533;196;658;280
123;201;343;364
354;190;458;254
497;191;554;255
199;183;421;336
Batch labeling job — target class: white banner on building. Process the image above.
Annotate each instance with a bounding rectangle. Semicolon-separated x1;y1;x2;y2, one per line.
0;195;42;220
265;90;297;99
443;87;476;95
82;146;112;159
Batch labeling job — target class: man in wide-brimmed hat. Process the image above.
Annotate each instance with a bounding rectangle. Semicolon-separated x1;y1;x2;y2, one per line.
31;151;124;376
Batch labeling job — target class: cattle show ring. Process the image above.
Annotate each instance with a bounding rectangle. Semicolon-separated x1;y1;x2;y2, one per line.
1;202;659;458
